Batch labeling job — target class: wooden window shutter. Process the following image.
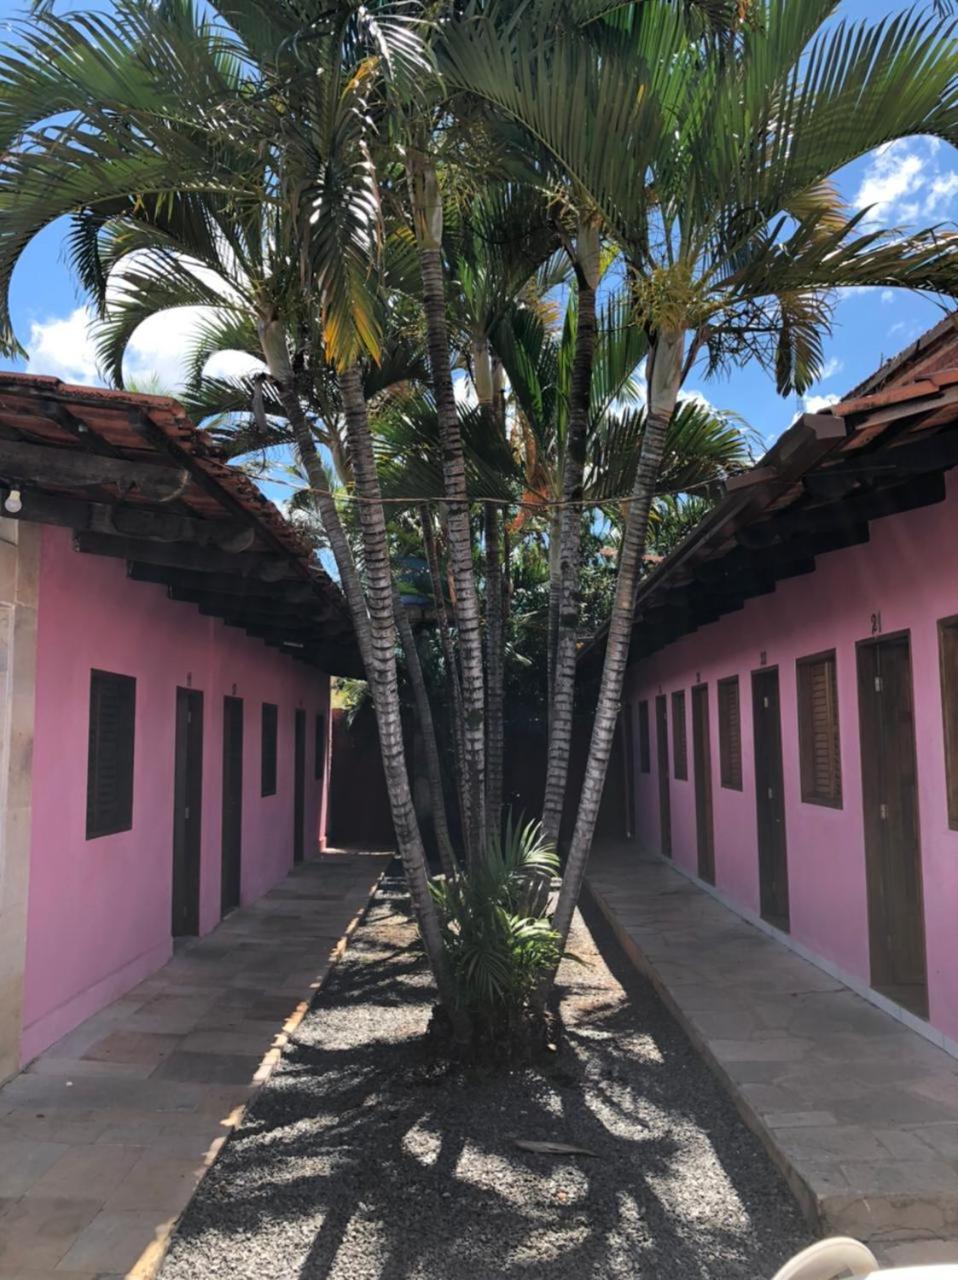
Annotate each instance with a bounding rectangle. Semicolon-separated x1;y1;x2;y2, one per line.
797;651;842;808
315;711;327;781
638;700;651;773
939;619;958;828
672;690;688;780
718;677;742;790
86;669;136;839
261;702;278;796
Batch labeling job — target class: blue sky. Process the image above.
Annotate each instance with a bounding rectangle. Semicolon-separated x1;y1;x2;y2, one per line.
2;0;957;455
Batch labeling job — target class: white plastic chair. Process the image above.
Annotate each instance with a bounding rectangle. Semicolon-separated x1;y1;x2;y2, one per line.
771;1238;879;1280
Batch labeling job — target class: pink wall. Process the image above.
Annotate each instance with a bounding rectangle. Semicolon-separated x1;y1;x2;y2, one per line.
21;527;331;1062
625;470;958;1042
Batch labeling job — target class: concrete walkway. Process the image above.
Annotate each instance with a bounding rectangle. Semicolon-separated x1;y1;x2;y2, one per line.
0;852;386;1279
587;845;958;1265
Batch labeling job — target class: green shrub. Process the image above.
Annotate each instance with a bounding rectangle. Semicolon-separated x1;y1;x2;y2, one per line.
429;815;560;1052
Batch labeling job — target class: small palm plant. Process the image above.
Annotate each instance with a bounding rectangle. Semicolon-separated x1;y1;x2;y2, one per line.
429;815;560;1059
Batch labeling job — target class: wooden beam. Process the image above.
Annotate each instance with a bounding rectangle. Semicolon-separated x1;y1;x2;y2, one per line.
128;563;316;602
739;472;945;549
73;530;299;579
803;428;958;500
0;439;190;502
3;488;257;551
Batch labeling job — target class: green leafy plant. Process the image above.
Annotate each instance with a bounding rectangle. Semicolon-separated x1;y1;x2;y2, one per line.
429;815;560;1054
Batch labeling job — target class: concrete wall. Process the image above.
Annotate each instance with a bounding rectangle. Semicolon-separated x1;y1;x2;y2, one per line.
625;469;958;1042
19;526;330;1065
0;519;39;1083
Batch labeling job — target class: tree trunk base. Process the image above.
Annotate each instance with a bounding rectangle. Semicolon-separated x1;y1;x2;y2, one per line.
426;997;563;1069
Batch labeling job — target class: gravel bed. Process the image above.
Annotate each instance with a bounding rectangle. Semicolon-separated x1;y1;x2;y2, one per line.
160;883;811;1280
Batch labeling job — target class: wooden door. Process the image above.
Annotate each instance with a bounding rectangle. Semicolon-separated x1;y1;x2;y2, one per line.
293;707;306;864
622;705;636;839
172;688;203;937
655;694;671;857
692;683;715;884
221;695;244;915
857;635;928;1017
752;668;789;930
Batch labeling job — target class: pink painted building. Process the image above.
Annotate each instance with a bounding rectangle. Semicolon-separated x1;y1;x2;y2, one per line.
590;319;958;1051
0;376;358;1082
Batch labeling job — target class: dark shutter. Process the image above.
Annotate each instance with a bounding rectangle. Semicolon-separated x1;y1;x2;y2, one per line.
86;669;136;839
261;702;278;796
638;700;651;773
718;676;742;790
315;711;327;781
940;619;958;828
671;690;687;780
797;651;842;808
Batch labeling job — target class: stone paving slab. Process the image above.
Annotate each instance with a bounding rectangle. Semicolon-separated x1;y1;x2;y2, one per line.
586;846;958;1258
0;852;387;1278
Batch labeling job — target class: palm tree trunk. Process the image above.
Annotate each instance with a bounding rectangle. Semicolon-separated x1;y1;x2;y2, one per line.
473;336;505;837
257;315;374;674
421;503;470;849
409;148;486;860
392;584;458;877
484;500;504;835
541;219;600;845
337;364;456;999
547;505;561;724
550;327;685;953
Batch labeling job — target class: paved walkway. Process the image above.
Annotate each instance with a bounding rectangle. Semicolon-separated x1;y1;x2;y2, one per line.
587;845;958;1265
0;852;387;1280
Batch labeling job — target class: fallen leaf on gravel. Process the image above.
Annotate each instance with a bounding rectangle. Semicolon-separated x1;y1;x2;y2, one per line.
513;1139;597;1157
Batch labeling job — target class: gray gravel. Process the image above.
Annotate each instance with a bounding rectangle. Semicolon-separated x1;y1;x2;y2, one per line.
160;885;812;1280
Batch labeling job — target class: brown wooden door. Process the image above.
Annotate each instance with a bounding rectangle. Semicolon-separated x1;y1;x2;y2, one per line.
293;708;306;864
655;694;671;857
623;705;636;839
857;635;928;1017
221;695;243;915
692;683;715;884
752;668;789;930
172;688;203;937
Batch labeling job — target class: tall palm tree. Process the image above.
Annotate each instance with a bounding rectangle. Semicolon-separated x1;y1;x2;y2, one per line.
0;0;460;1006
447;0;958;954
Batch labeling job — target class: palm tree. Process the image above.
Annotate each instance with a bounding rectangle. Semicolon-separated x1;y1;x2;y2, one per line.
446;0;958;955
0;0;462;1006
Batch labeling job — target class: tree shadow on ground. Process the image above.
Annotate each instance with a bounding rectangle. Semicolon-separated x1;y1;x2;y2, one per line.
160;889;811;1280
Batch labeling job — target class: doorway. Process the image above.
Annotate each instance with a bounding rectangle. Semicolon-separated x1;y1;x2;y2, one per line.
221;695;244;915
752;667;789;931
172;688;203;937
692;683;715;884
293;707;306;864
655;694;671;857
857;634;928;1017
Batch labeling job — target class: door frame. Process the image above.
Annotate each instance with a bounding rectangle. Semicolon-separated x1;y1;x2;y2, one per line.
655;693;671;858
855;629;928;1016
691;682;715;884
221;695;244;916
293;707;307;864
751;664;790;932
172;687;203;937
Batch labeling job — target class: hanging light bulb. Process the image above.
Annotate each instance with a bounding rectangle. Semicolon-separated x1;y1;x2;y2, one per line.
3;489;22;515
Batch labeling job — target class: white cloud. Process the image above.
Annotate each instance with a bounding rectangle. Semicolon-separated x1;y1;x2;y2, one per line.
23;303;263;394
926;172;958;216
856;141;924;224
881;290;895;304
820;356;844;381
803;393;840;415
855;139;958;228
